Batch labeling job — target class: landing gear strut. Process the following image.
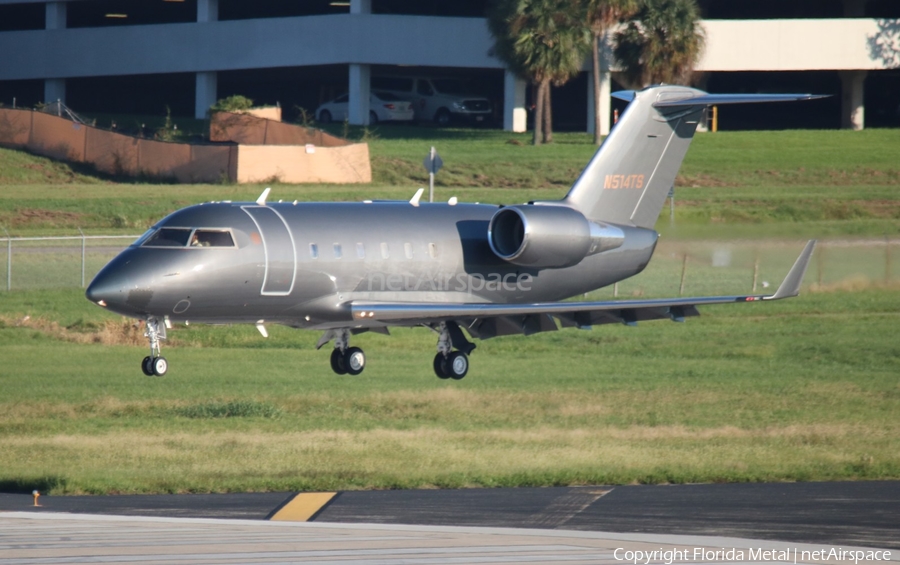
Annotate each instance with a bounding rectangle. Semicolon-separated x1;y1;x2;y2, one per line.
328;329;366;376
141;317;167;377
432;321;472;380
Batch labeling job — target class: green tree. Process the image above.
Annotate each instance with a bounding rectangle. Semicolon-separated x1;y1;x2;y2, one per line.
489;0;590;145
613;0;705;89
584;0;639;144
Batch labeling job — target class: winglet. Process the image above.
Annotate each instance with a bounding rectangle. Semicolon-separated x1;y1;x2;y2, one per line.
409;188;424;207
256;187;271;206
766;240;817;300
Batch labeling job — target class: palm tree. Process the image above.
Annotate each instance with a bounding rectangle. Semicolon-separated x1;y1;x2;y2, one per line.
584;0;639;145
612;0;705;89
489;0;590;145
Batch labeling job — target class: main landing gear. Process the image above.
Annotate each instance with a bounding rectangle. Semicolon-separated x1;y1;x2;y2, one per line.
329;329;366;376
432;321;474;380
320;322;475;379
140;317;168;377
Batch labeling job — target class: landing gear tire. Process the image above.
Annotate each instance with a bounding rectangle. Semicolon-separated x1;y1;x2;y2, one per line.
141;356;153;376
344;347;366;376
330;348;348;375
151;356;168;377
433;353;451;379
447;351;468;380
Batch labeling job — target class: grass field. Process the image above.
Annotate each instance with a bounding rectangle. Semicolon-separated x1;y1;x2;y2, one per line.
0;127;898;494
1;286;898;494
1;128;898;237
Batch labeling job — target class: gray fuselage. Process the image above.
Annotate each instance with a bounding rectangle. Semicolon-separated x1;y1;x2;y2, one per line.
88;201;658;330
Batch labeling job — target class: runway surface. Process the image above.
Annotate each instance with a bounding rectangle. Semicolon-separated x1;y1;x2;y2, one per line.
2;482;898;551
2;512;897;565
0;482;900;565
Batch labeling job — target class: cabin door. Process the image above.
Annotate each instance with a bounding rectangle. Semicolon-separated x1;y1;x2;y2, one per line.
241;206;297;296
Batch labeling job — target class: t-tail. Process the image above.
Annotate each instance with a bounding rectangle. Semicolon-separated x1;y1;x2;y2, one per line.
564;85;827;228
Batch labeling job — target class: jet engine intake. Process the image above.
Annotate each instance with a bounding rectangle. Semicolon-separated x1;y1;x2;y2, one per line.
488;205;624;268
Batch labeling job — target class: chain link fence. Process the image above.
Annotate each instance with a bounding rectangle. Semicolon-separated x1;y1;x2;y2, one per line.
0;235;894;295
0;234;140;291
598;238;896;299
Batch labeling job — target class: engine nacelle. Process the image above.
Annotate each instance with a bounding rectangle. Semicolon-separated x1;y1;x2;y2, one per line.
487;205;624;269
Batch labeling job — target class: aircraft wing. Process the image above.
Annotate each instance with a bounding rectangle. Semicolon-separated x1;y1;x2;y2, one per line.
350;241;816;336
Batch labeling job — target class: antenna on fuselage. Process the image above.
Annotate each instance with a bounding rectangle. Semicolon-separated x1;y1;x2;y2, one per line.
256;187;271;206
409;188;424;207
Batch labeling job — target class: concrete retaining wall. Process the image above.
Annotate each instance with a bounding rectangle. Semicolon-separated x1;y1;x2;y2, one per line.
0;108;370;184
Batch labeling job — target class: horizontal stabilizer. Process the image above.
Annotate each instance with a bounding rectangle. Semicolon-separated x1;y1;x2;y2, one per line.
654;93;829;107
611;90;636;102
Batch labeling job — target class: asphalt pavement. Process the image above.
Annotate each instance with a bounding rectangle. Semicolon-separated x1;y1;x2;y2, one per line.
2;481;897;550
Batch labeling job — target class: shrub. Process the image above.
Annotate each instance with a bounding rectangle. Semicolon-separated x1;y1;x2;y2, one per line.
209;95;254;114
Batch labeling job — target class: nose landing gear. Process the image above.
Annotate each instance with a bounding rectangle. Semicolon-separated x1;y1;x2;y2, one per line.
140;317;168;377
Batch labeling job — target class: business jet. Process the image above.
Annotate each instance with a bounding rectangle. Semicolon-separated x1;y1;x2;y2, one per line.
86;85;819;379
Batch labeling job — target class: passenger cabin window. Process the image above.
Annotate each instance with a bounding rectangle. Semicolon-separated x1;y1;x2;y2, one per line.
428;242;438;259
380;242;389;259
143;228;192;247
404;242;413;259
190;230;235;248
310;243;318;259
356;242;365;258
333;243;342;259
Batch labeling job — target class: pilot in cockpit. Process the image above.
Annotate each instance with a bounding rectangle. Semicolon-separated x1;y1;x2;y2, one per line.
190;232;210;247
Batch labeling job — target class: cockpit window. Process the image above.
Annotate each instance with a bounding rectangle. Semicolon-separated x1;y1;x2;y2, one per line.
133;228;157;247
140;228;236;248
143;228;192;247
190;230;235;248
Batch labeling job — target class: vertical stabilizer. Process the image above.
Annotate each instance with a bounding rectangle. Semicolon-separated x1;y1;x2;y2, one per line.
564;86;827;229
564;85;705;228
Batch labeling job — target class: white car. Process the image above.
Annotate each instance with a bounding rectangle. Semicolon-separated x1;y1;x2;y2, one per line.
315;91;414;124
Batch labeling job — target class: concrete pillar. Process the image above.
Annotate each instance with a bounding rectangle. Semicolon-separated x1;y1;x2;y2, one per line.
599;71;611;136
586;69;612;136
503;70;527;133
44;3;67;107
44;78;65;106
350;0;371;14
839;70;867;130
45;2;66;29
585;70;612;135
348;64;371;126
197;0;219;22
195;71;217;119
348;0;371;126
842;0;866;17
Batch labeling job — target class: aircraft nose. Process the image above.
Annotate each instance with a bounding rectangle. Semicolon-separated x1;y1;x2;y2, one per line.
86;269;125;309
85;251;146;315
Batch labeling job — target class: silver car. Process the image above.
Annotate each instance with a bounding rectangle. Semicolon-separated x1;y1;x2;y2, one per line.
315;91;414;124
